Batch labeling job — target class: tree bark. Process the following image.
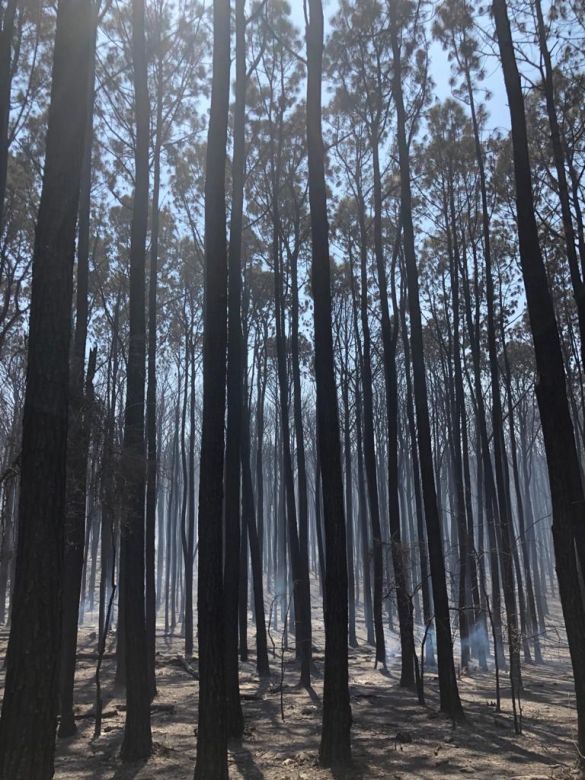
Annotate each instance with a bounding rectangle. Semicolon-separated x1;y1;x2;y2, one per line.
388;0;463;720
306;0;352;765
145;23;165;702
224;0;247;737
194;0;230;772
493;0;585;756
0;0;92;773
119;0;152;761
0;0;17;237
58;6;99;736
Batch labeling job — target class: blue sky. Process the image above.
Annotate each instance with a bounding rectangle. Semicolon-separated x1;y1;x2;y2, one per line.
288;0;512;134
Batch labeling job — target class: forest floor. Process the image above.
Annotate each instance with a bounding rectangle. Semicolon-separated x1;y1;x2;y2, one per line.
1;598;582;779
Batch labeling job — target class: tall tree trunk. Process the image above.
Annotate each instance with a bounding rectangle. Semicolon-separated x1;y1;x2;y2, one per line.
348;258;375;645
255;337;267;567
0;0;92;773
463;240;507;668
58;6;99;736
373;137;416;684
444;179;470;671
306;0;352;765
119;0;152;760
241;285;270;676
224;0;246;737
534;0;585;370
194;0;230;772
499;302;542;663
342;373;358;648
145;27;165;702
272;128;312;686
388;0;463;720
0;0;17;236
493;0;585;755
399;290;435;668
356;193;386;667
290;241;311;653
184;341;196;656
463;55;508;672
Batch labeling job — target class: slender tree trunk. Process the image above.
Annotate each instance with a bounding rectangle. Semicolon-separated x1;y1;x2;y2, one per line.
0;0;17;236
399;292;435;668
342;374;358;647
388;1;463;720
290;241;312;657
255;339;267;567
184;342;196;656
356;194;386;667
373;158;416;685
493;0;585;755
145;32;165;702
444;180;471;671
534;0;585;370
272;134;312;685
224;0;247;736
463;58;507;672
119;0;152;760
500;308;542;663
349;263;375;645
306;0;352;764
241;289;270;676
194;0;230;772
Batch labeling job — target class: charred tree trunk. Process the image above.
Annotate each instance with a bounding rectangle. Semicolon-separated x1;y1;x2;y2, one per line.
399;291;435;668
373;134;416;685
224;0;246;737
119;0;152;760
58;6;99;737
194;0;230;772
0;0;17;236
0;0;92;773
272;153;312;687
145;24;165;702
356;193;386;667
493;0;585;755
388;0;463;720
342;372;358;648
306;0;352;764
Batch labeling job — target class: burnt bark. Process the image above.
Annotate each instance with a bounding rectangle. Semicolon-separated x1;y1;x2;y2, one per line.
224;0;247;737
119;0;152;761
0;0;92;773
194;0;230;772
306;0;352;764
493;0;585;755
388;0;463;720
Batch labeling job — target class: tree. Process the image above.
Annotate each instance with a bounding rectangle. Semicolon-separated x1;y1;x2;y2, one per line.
388;0;463;720
0;0;17;236
306;0;352;765
194;0;230;772
493;0;585;756
58;0;100;737
224;0;246;739
0;0;93;773
119;0;152;761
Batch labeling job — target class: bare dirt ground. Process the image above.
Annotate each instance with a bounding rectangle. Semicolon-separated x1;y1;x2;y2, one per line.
1;600;582;779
